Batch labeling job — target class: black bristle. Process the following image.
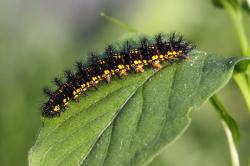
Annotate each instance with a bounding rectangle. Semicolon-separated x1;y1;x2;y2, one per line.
122;41;131;54
169;32;176;40
140;37;149;48
176;35;183;43
54;77;63;87
155;33;164;44
75;61;83;69
65;70;74;81
43;87;53;96
105;45;115;56
139;38;150;59
89;52;98;63
76;61;85;74
155;33;167;54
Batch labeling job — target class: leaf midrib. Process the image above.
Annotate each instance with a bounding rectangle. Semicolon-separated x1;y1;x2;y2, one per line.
80;57;183;166
77;61;179;165
56;66;165;165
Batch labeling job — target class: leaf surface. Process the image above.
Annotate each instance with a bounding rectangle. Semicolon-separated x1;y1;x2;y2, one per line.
29;51;249;166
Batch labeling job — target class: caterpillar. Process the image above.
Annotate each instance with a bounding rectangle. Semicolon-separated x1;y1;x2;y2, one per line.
42;33;195;118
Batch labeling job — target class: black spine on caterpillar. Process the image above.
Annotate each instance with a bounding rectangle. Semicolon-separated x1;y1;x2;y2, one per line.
155;33;167;55
41;33;195;118
106;45;117;69
65;70;74;80
122;41;133;67
43;87;53;97
89;53;111;83
139;38;151;61
105;45;127;77
64;69;82;97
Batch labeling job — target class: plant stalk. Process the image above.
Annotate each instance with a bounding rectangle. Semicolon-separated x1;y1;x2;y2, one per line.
222;1;250;112
210;95;240;166
100;12;138;32
222;121;240;166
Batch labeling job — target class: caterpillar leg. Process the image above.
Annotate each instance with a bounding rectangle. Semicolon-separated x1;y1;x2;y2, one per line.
103;74;111;83
92;83;98;90
118;69;128;77
152;60;162;70
135;64;144;73
178;54;188;59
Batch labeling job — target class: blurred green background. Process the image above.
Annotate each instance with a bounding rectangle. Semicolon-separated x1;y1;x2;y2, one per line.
0;0;249;166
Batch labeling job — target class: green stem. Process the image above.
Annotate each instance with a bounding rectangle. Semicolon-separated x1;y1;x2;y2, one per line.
211;2;250;166
220;1;248;56
100;12;138;33
210;95;240;166
230;10;249;56
222;121;240;166
233;73;250;111
222;1;250;112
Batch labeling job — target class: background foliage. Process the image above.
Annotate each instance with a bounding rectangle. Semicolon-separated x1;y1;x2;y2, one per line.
0;0;249;166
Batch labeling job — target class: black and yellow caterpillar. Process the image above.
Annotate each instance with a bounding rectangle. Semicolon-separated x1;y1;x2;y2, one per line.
42;33;194;117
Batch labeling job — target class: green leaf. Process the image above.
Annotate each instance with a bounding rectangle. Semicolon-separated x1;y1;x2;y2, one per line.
29;51;249;166
212;0;250;15
235;60;250;72
242;0;250;14
212;0;241;10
